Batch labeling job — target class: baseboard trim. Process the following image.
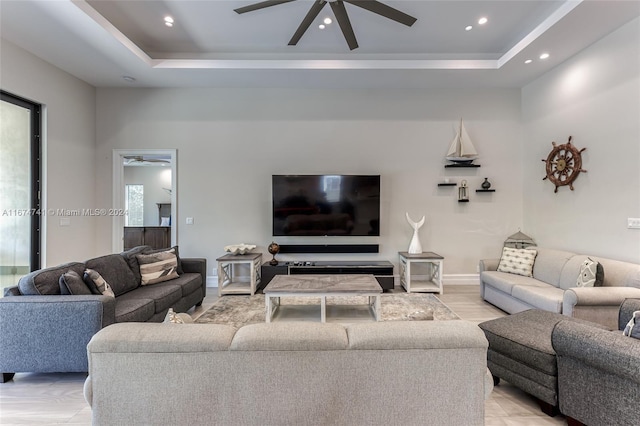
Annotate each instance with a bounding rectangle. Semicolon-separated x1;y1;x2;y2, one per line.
442;274;480;285
206;276;217;288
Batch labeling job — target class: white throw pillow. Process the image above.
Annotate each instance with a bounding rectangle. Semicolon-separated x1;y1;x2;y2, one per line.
576;257;604;287
163;308;194;324
497;247;537;277
623;311;640;339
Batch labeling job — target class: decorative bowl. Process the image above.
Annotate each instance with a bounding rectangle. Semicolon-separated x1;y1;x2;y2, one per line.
224;243;256;255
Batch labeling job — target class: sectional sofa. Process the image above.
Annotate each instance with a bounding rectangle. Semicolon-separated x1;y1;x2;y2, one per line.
480;247;640;328
0;245;206;382
552;298;640;425
84;320;493;426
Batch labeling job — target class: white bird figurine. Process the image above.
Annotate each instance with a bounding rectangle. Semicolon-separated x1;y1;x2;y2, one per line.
406;212;425;254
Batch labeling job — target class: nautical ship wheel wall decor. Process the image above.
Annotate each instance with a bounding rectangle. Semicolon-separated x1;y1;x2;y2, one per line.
542;136;587;193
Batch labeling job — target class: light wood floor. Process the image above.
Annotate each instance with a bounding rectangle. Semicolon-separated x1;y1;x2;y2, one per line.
0;285;566;425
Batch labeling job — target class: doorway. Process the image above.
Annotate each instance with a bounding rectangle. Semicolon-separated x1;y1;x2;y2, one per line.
0;91;41;292
112;149;177;252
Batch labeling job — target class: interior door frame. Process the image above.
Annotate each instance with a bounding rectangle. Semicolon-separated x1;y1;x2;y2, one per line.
112;149;177;252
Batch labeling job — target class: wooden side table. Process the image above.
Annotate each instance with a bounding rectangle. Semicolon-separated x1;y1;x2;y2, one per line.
216;253;262;296
398;251;444;294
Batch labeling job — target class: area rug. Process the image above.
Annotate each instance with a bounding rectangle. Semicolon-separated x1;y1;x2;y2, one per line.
196;293;459;328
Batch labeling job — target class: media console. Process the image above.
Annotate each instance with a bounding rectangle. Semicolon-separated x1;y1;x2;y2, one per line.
261;260;394;291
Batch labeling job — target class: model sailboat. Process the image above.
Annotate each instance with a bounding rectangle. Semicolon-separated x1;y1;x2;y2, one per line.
446;119;478;164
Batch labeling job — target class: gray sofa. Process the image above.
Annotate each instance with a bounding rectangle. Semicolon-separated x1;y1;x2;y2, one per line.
552;298;640;426
0;245;206;382
480;247;640;328
84;320;492;426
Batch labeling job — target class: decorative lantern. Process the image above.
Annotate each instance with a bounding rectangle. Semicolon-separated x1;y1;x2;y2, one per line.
504;230;536;249
458;180;469;201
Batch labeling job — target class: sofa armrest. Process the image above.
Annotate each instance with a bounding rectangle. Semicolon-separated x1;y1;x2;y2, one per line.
619;298;640;330
181;257;207;298
0;295;115;374
479;259;499;273
564;287;640;312
552;320;640;384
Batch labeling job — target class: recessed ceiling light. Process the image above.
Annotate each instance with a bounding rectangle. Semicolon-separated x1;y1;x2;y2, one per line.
524;59;533;64
319;24;325;29
465;25;473;31
122;75;136;83
164;16;174;27
478;17;488;25
324;17;332;25
540;53;550;60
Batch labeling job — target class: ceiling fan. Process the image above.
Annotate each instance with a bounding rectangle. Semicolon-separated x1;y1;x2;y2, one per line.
234;0;417;51
123;156;171;165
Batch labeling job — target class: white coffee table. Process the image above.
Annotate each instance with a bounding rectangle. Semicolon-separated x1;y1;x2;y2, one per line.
263;274;382;323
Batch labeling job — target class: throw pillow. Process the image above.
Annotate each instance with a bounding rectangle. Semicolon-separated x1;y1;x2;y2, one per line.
59;270;92;295
136;249;179;285
497;247;537;277
163;308;194;324
576;257;605;287
623;311;640;339
83;269;115;297
143;246;183;275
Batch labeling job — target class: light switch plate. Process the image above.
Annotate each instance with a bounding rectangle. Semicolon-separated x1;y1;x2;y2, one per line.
59;217;70;226
186;217;194;225
628;218;640;229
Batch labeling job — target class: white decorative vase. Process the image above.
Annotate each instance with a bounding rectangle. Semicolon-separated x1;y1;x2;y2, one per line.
406;212;425;254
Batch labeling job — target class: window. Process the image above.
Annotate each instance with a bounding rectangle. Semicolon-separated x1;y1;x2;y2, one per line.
125;184;143;226
0;91;41;292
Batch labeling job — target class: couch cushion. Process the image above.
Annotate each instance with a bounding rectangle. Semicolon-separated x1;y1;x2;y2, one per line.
230;322;348;351
117;282;182;314
481;271;549;295
18;262;86;295
532;248;575;287
136;250;179;285
85;254;139;297
511;285;564;313
59;271;92;295
120;245;151;286
115;298;155;322
166;272;202;297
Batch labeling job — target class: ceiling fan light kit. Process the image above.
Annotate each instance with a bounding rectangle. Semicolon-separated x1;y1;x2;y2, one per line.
234;0;417;50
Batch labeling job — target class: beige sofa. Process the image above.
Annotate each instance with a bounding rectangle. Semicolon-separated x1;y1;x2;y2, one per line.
480;247;640;328
84;321;492;426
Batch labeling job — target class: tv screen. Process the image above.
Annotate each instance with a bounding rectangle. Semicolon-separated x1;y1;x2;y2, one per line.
272;175;380;236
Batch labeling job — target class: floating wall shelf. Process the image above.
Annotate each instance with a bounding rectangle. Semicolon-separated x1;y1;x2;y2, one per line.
476;189;496;193
437;183;457;187
445;164;480;168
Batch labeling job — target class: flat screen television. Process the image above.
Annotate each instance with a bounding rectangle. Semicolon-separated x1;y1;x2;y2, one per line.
272;175;380;236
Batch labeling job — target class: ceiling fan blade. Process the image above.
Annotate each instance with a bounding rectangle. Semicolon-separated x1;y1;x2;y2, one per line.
234;0;297;14
289;0;327;45
330;1;358;50
344;0;417;26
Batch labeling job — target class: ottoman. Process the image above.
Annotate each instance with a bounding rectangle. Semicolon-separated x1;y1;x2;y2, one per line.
478;309;607;416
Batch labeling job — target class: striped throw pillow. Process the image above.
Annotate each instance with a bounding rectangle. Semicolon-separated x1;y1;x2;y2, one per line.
136;249;179;285
497;247;537;277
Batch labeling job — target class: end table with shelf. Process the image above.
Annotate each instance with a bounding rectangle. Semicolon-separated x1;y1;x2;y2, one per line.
216;253;262;296
398;251;444;294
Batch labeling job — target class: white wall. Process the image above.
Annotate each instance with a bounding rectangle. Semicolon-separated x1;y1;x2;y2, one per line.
123;166;172;226
0;38;97;266
95;87;524;276
522;17;640;262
